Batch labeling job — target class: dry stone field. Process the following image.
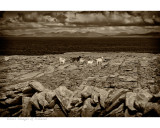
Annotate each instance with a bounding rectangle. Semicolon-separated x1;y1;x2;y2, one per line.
0;52;160;117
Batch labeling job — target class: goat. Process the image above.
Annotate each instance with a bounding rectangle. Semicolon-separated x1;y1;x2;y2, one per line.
4;56;10;61
79;58;85;64
87;60;94;65
96;57;103;65
71;56;81;62
59;57;66;64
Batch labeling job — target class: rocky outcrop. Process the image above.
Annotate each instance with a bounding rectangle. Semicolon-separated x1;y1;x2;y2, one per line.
1;80;160;117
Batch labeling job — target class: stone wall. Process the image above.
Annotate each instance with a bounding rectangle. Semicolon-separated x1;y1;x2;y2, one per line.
1;80;160;117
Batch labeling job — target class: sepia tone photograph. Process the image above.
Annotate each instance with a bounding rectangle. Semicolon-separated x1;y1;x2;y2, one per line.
0;11;160;117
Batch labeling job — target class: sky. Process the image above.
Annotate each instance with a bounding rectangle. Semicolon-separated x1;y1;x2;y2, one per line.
0;11;160;37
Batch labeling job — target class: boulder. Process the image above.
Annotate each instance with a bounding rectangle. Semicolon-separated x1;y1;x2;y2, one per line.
0;93;7;100
36;110;44;117
106;103;124;117
150;92;160;103
138;89;153;100
0;101;6;107
125;108;133;117
134;89;153;112
153;103;160;116
105;89;128;108
28;80;45;92
92;104;102;117
125;92;137;111
22;86;35;94
5;96;22;106
22;93;34;97
104;93;126;115
70;97;82;107
8;105;22;111
47;99;56;109
81;98;95;117
6;91;16;98
68;107;82;117
30;93;40;110
135;112;143;117
30;92;49;109
21;97;32;117
12;109;22;117
55;86;73;112
134;100;146;112
0;108;6;114
67;90;83;109
0;110;10;117
81;86;94;99
95;88;110;108
143;102;155;115
143;102;160;116
91;92;99;104
52;104;66;117
37;92;49;109
44;90;56;103
36;109;54;117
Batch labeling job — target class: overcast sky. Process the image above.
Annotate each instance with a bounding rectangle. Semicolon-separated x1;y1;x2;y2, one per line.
0;11;160;36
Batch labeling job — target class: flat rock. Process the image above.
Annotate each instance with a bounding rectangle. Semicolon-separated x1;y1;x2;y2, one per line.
28;80;45;92
118;76;137;82
58;64;70;70
109;73;119;78
66;65;78;70
18;71;40;81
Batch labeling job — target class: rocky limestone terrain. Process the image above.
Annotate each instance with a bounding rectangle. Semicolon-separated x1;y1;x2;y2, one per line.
0;52;160;117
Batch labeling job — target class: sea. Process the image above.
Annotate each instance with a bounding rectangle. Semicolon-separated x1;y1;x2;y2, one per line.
0;37;160;55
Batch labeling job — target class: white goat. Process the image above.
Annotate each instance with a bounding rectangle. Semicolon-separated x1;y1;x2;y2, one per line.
4;56;10;61
59;57;66;64
87;60;94;65
79;58;85;64
96;57;103;65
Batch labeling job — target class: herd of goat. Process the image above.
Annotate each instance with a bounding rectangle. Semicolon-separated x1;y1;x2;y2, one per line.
3;56;104;65
59;56;104;65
